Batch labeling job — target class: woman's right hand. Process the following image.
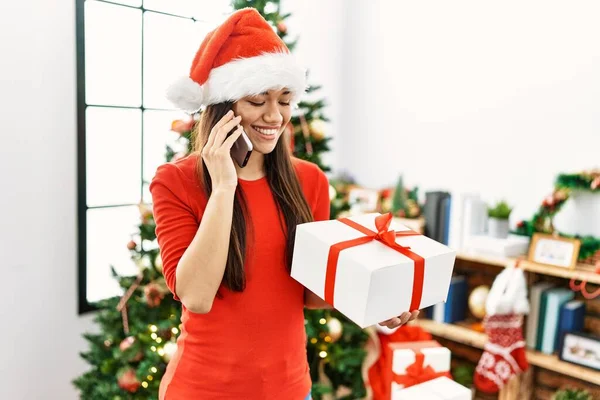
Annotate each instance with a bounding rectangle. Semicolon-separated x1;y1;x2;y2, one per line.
201;110;244;190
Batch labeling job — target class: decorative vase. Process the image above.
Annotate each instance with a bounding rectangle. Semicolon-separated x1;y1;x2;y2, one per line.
488;217;509;239
553;190;600;237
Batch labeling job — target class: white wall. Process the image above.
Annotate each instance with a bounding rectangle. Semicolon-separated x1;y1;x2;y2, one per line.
0;1;96;399
339;0;600;247
281;0;345;172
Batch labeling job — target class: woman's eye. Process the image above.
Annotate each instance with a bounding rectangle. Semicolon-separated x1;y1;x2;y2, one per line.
280;102;291;106
248;101;264;106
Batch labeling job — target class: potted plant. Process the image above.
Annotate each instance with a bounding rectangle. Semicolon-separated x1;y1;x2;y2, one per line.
552;388;592;400
487;200;513;239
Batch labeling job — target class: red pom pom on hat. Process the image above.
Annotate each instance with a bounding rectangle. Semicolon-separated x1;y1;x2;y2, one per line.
166;8;307;113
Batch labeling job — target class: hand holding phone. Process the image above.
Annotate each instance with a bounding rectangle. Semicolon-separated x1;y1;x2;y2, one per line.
227;124;253;168
202;110;249;189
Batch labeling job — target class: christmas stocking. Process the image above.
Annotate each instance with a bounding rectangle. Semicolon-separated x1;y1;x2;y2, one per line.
474;266;530;393
474;313;528;393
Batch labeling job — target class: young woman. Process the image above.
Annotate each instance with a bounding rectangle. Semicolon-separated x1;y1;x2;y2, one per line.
150;8;418;400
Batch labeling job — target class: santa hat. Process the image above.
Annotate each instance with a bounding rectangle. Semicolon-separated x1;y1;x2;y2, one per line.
166;8;307;113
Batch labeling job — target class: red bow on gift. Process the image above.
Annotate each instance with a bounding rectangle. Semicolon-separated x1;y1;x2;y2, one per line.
393;353;451;388
324;212;425;310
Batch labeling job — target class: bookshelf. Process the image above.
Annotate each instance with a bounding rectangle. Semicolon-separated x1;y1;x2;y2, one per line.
456;252;600;285
412;319;600;386
413;251;600;399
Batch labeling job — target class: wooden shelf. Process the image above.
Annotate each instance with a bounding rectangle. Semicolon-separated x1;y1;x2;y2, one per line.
412;319;600;386
456;252;600;284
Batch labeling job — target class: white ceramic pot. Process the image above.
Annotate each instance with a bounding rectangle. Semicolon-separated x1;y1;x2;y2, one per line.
553;190;600;237
488;217;509;239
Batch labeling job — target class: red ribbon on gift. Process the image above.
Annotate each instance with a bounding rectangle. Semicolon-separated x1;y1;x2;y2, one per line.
324;212;424;311
393;352;452;388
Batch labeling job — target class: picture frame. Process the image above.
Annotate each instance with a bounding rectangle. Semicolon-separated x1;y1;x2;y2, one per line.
347;187;380;214
527;233;580;269
558;331;600;371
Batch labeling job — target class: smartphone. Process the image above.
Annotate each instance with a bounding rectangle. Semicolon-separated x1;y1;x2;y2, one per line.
228;125;253;168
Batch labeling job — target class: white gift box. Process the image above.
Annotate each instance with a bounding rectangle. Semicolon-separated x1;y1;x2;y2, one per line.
390;340;451;392
291;213;456;328
393;377;472;400
393;384;443;400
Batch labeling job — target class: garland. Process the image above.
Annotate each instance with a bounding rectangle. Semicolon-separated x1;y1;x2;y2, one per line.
513;169;600;261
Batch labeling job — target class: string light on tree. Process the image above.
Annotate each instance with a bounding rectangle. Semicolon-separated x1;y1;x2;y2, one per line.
163;341;178;362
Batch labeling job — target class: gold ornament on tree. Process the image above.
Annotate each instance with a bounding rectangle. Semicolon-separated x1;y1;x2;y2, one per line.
468;285;490;332
308;119;326;141
327;317;343;342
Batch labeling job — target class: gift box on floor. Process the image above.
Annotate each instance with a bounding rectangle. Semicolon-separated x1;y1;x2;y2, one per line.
393;376;471;400
389;340;451;396
291;212;456;328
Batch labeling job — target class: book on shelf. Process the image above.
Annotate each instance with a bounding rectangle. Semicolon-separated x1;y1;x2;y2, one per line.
424;191;451;245
424;275;468;324
536;288;575;354
555;300;586;351
526;282;555;349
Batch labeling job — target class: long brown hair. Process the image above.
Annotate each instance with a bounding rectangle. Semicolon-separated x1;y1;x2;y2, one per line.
191;102;314;293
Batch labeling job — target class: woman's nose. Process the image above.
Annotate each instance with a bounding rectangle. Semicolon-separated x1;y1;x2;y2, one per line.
263;103;283;124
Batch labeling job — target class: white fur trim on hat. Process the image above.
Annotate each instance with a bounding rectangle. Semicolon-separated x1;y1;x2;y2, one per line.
166;52;306;112
203;51;306;105
165;76;205;113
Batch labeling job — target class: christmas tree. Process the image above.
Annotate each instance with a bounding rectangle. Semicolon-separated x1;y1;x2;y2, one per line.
72;206;181;398
390;175;422;219
74;2;365;399
391;175;408;216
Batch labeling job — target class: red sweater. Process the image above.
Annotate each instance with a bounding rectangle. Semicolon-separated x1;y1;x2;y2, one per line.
149;153;330;400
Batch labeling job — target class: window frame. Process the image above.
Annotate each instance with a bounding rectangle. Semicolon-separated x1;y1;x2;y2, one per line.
76;0;202;314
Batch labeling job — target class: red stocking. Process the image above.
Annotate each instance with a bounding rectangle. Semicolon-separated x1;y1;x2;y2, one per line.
474;313;528;393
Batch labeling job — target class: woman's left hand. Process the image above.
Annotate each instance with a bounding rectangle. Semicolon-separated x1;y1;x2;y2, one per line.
378;310;420;329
